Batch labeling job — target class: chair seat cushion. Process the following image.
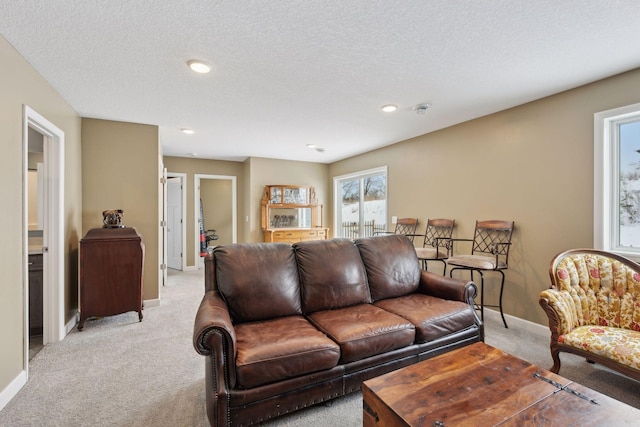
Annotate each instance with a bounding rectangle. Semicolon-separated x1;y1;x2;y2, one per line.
447;254;506;270
235;316;340;388
559;325;640;371
307;304;415;363
374;294;476;342
415;247;446;260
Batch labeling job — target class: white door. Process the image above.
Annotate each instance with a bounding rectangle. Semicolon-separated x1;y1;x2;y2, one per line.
167;177;183;270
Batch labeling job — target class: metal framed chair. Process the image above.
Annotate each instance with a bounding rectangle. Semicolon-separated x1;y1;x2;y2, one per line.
374;218;419;242
411;219;455;275
446;220;514;328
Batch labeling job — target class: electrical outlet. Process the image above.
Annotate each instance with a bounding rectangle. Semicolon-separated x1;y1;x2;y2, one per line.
391;216;398;224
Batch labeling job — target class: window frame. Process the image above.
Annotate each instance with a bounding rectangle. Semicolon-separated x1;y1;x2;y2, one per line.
333;166;388;238
594;101;640;259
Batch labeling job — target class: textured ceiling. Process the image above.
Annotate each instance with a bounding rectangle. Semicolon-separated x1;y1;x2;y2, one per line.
2;1;640;163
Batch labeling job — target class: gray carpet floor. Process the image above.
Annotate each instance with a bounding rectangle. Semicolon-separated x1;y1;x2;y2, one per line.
1;268;639;426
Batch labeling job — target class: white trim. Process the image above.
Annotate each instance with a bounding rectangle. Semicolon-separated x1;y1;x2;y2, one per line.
166;172;187;271
594;102;640;259
157;143;168;291
143;298;161;308
194;174;238;269
483;309;547;336
23;106;65;377
0;370;27;412
332;166;388;238
65;312;79;335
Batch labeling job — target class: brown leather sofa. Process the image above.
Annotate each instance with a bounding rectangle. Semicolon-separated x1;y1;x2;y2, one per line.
193;234;483;426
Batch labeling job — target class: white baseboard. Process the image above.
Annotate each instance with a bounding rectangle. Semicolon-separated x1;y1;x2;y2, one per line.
0;370;26;412
483;308;547;336
184;265;198;271
65;311;79;335
144;298;161;308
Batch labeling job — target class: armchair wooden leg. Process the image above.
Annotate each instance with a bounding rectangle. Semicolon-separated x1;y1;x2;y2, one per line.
550;346;561;373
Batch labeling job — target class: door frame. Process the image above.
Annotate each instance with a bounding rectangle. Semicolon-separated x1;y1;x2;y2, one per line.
166;173;186;271
22;106;65;368
194;174;237;268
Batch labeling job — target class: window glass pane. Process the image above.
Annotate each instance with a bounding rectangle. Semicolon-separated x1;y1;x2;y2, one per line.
619;120;640;248
340;179;360;238
335;168;387;239
363;174;386;236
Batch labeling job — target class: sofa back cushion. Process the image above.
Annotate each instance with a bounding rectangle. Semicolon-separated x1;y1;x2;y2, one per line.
294;238;370;313
355;234;421;301
214;243;302;323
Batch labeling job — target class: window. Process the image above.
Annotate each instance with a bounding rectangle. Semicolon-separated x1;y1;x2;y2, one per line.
594;102;640;257
334;166;387;238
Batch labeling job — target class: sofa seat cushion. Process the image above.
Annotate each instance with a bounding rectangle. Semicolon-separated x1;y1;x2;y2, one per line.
307;304;415;363
559;325;640;372
235;316;340;389
374;294;476;342
375;294;475;343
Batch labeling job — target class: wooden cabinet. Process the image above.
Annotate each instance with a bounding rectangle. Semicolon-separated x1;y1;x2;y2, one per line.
28;253;43;336
79;227;144;330
261;185;329;243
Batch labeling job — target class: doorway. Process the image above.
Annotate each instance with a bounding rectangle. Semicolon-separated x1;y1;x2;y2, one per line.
26;128;44;360
194;174;237;268
22;106;65;375
166;174;186;270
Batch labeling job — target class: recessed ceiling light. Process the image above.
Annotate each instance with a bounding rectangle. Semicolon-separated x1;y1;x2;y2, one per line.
306;144;317;149
189;152;198;157
381;104;398;113
181;128;195;135
187;60;211;74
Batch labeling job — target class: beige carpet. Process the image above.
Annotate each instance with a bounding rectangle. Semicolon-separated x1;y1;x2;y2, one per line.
1;269;639;426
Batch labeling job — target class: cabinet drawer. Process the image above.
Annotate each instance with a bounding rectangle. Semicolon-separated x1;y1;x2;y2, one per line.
266;228;328;243
272;231;299;243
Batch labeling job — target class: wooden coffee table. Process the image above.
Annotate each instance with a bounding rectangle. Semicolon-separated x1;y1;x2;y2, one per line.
363;342;640;426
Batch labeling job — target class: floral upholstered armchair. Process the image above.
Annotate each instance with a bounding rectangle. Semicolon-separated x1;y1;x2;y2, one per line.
539;248;640;382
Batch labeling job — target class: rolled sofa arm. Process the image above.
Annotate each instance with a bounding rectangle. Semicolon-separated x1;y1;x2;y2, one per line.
193;291;237;384
539;289;578;336
419;270;477;304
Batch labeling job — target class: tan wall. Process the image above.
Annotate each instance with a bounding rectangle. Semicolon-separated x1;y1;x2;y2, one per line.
201;179;233;246
245;157;330;242
81;119;159;301
331;68;640;325
162;156;244;266
0;35;82;394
